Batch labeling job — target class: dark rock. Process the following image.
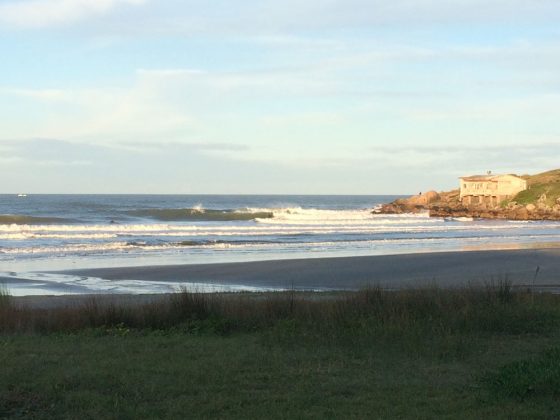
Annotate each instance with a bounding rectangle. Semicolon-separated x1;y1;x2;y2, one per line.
376;189;560;221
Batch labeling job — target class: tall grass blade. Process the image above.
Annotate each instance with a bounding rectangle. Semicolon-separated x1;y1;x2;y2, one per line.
0;282;11;308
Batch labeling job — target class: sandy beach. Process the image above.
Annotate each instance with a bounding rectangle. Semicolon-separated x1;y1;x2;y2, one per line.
58;248;560;290
5;248;560;308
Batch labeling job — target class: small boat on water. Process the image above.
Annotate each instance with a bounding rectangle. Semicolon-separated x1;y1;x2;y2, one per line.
17;194;27;197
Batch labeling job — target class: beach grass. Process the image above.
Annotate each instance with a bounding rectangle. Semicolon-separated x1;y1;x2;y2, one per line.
0;283;11;311
1;285;560;418
516;168;560;206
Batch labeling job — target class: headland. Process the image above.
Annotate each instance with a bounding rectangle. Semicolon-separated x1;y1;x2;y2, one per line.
378;168;560;220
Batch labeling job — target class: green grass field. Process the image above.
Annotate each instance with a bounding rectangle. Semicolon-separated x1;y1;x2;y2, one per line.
515;169;560;206
1;286;560;418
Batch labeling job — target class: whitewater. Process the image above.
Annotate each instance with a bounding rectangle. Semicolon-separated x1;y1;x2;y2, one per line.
2;194;560;295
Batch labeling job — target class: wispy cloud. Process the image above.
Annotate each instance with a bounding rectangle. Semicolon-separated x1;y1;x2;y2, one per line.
71;0;560;37
0;66;346;144
0;138;249;163
0;0;146;28
0;88;70;101
369;142;560;175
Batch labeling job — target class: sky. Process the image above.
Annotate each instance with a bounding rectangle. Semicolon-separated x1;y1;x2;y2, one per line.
1;0;559;194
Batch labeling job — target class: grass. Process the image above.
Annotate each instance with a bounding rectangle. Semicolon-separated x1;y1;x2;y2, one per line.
0;283;12;320
482;348;560;401
515;168;560;206
1;283;560;418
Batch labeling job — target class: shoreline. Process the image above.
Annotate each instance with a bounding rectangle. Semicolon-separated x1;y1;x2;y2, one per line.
55;247;560;288
3;247;560;307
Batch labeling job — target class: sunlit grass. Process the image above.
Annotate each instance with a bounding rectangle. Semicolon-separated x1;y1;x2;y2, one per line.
2;283;560;418
1;281;558;338
0;282;11;309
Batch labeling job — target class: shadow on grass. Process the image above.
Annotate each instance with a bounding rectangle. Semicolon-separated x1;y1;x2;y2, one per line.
0;390;49;419
481;347;560;401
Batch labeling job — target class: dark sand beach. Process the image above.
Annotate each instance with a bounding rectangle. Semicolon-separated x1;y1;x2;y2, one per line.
58;248;560;289
6;248;560;308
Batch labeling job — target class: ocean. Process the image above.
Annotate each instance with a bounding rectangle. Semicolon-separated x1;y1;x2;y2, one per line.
2;194;560;295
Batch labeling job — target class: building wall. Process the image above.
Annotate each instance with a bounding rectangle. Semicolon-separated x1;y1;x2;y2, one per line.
460;181;498;198
493;175;527;197
459;175;527;205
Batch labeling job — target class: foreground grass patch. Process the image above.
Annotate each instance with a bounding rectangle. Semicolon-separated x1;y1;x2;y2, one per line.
2;282;559;337
2;285;560;418
0;283;10;310
482;347;560;401
2;332;558;419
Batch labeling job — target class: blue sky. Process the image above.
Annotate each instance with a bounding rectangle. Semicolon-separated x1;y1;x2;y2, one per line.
1;0;559;194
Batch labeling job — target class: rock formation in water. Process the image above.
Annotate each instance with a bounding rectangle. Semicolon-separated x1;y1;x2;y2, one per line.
376;169;560;221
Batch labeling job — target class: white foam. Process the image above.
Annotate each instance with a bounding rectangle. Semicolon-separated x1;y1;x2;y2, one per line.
0;232;117;240
447;217;474;222
1;271;287;296
0;222;554;240
191;204;205;214
2;208;560;261
1;209;552;238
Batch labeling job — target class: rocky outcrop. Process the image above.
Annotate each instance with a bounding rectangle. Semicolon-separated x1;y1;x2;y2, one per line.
429;204;560;220
376;168;560;221
376;190;453;214
376;191;560;221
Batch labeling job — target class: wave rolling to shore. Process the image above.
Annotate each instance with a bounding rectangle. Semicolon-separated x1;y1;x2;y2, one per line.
1;194;560;296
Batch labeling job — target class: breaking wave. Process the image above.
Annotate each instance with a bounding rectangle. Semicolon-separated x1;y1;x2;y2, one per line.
2;203;559;261
0;215;77;225
127;208;274;221
4;234;560;257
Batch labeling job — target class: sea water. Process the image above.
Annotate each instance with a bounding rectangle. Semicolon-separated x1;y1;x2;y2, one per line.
1;194;560;295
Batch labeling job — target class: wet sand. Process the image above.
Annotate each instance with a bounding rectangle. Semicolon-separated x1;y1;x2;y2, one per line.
58;248;560;290
6;248;560;308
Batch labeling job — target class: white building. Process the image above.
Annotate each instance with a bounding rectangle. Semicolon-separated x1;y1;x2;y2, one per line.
459;174;527;206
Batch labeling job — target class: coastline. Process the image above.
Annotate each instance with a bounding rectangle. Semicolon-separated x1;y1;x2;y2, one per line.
377;168;560;221
52;247;560;289
5;246;560;306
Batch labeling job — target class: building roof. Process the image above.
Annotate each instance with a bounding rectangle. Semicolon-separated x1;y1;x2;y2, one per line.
459;174;524;182
460;175;496;182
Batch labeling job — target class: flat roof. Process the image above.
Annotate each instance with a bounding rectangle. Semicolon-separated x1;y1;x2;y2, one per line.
460;175;496;181
459;174;523;181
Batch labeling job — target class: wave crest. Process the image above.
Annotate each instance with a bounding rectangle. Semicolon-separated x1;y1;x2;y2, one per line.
127;208;274;221
0;215;76;225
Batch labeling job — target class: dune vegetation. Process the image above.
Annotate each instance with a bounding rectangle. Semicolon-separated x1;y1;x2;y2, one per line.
1;285;560;418
515;169;560;206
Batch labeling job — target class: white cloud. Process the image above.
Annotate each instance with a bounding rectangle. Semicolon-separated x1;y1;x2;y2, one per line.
7;1;549;39
368;141;560;175
406;94;560;122
0;0;146;28
260;112;345;127
2;62;559;171
0;88;70;101
2;0;559;36
88;0;560;37
135;66;343;98
0;82;194;143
